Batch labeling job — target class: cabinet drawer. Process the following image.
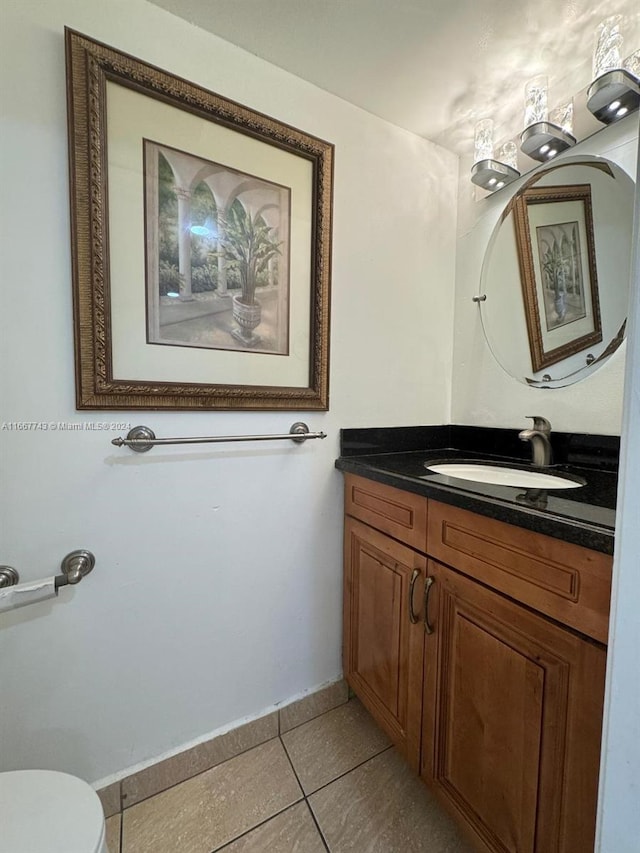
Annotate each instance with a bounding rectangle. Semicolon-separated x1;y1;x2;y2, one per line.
427;501;612;644
344;474;428;551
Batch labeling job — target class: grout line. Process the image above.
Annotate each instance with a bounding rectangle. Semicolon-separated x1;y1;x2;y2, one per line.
279;735;307;797
119;786;125;853
304;799;332;852
118;809;124;853
278;734;334;852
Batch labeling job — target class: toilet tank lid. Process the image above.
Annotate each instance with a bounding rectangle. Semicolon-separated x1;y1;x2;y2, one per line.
0;770;106;853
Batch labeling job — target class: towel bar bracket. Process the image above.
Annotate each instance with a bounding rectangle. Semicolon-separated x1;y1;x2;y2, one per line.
58;550;95;587
123;425;156;453
0;550;96;594
0;566;20;588
289;422;313;443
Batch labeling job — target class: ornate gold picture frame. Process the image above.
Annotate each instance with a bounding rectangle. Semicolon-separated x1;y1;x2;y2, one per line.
65;29;333;410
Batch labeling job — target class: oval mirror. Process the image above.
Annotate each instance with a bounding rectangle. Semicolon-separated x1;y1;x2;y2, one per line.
479;156;634;387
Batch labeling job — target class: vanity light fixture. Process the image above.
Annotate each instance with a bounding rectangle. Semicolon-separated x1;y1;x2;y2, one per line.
470;119;520;191
587;71;640;123
520;76;575;162
587;17;640;124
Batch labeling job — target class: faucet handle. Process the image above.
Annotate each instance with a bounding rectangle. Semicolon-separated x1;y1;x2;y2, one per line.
525;416;552;434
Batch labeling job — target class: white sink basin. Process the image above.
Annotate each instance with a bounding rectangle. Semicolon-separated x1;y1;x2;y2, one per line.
425;463;584;490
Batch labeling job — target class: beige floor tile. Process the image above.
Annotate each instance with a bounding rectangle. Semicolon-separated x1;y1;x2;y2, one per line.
281;698;390;794
218;802;327;852
105;813;121;853
122;738;302;853
309;748;473;853
280;679;349;733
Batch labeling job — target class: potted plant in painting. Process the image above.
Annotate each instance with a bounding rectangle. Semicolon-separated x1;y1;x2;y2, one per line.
541;239;568;322
217;203;281;347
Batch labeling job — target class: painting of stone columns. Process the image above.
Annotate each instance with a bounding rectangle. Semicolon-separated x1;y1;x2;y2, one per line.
535;221;587;332
144;141;291;354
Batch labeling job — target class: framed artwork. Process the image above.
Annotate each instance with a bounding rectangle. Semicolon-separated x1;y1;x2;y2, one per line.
513;184;602;372
65;29;333;410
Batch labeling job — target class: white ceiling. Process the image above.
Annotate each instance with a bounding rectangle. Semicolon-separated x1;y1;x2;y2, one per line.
148;0;639;154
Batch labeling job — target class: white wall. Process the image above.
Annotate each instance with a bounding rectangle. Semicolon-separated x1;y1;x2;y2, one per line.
451;119;638;433
0;1;458;784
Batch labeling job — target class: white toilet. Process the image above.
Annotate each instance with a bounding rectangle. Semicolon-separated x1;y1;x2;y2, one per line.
0;769;108;853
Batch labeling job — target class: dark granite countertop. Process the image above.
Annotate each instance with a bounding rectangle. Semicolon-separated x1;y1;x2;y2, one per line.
336;426;619;555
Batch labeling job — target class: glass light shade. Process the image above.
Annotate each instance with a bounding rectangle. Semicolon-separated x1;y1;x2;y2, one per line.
474;119;494;164
593;16;624;78
524;75;548;128
624;50;640;80
498;141;518;171
549;100;574;136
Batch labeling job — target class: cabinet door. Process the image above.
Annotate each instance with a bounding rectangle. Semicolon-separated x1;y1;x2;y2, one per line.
344;517;426;770
421;560;606;853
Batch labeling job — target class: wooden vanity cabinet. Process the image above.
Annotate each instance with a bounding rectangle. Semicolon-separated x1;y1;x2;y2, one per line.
421;558;606;853
343;485;428;770
343;473;612;853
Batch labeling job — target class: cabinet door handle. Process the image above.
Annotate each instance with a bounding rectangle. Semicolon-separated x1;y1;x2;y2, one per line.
424;576;435;634
408;568;420;624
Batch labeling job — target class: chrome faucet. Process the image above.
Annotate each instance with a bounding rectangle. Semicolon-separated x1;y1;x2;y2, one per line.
518;416;553;467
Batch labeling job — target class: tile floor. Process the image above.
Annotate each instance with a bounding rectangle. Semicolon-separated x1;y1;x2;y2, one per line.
106;699;472;853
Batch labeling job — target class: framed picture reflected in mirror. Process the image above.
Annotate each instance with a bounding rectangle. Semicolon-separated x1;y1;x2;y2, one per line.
513;184;602;373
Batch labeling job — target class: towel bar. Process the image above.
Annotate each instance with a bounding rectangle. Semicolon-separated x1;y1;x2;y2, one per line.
112;422;327;453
